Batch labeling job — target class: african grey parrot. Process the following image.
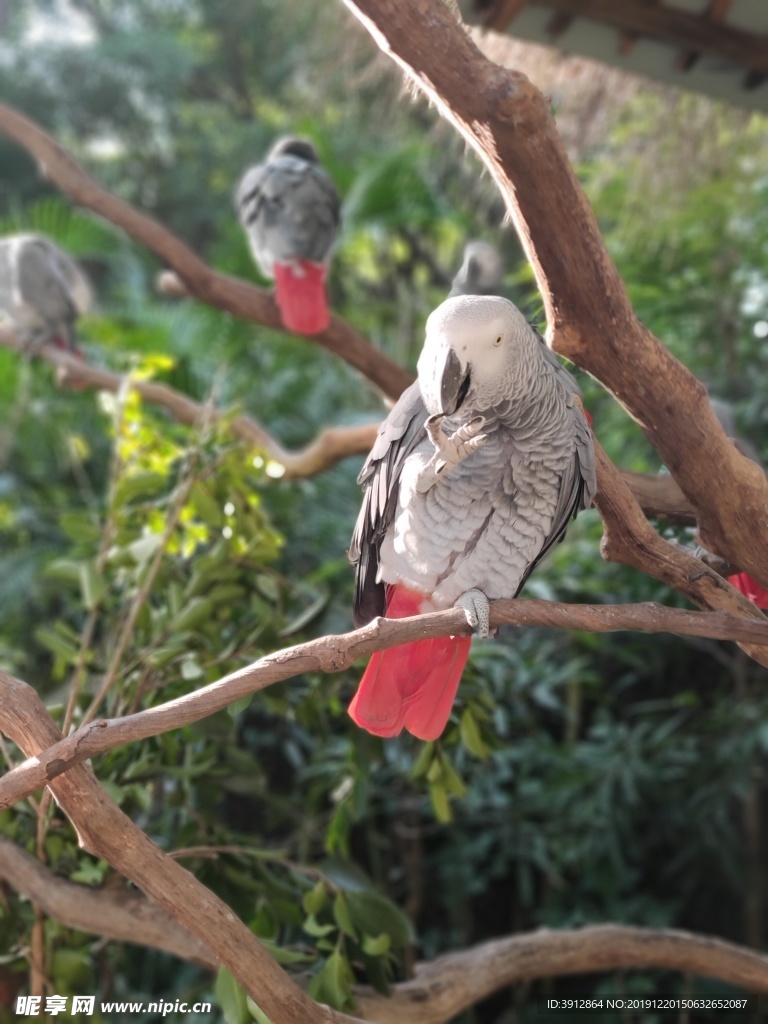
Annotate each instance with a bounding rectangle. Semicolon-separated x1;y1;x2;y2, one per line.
349;294;596;741
448;240;504;298
0;233;91;352
235;136;341;336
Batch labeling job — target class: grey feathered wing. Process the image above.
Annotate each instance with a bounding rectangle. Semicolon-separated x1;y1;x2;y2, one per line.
349;381;426;627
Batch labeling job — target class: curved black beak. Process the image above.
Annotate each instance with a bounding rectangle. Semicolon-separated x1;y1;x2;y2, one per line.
438;347;471;415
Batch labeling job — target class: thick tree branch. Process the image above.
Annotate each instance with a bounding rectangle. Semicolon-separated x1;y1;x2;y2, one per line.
355;924;768;1023
342;0;768;589
0;103;412;403
4;836;768;1022
590;441;768;669
0;674;362;1024
2;597;767;810
0;836;216;968
0;325;378;479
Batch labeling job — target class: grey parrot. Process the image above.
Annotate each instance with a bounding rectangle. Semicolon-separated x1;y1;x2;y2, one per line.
235;136;341;336
0;233;91;353
348;294;596;740
448;240;504;297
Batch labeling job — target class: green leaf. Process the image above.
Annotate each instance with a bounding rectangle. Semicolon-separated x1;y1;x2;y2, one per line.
245;997;274;1024
79;560;107;610
302;880;327;916
303;913;336;938
429;782;452;823
361;932;391;956
459;708;490;759
215;967;250;1024
440;758;467;797
191;481;225;526
59;512;103;544
114;470;168;505
411;740;435;778
333;892;358;940
34;625;80;662
308;948;354;1010
167;596;216;633
346;890;413;947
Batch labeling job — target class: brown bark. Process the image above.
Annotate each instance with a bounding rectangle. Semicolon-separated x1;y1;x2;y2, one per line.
355;925;768;1023
4;836;768;1024
0;836;216;968
0;674;361;1024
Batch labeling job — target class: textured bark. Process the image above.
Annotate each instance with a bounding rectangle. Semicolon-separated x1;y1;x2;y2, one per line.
354;924;768;1023
0;836;216;968
3;841;768;1024
0;674;361;1024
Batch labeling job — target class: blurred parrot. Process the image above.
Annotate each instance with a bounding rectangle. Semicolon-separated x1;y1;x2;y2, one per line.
0;233;91;353
448;240;504;298
348;294;596;740
235;136;341;336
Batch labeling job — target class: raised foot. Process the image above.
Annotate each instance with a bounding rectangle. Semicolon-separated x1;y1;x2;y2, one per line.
455;588;490;639
416;414;487;493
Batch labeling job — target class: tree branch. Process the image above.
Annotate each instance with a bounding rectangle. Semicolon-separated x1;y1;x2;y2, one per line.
2;597;767;810
0;835;216;969
354;924;768;1023
342;0;768;589
4;835;768;1023
590;441;768;669
0;674;363;1024
0;102;412;403
0;325;378;479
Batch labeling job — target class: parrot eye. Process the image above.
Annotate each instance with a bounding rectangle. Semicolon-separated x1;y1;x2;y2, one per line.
494;335;503;347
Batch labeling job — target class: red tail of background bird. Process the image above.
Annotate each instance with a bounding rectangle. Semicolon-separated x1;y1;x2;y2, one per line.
348;585;471;741
273;260;329;335
728;571;768;609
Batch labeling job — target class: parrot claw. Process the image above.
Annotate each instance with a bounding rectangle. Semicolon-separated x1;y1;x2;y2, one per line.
455;588;490;639
417;415;487;492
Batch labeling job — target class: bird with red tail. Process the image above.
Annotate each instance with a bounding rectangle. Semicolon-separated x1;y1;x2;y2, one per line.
235;136;340;336
348;295;596;741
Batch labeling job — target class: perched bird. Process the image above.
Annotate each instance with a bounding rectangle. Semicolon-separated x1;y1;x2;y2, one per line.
0;233;91;353
349;295;596;740
448;240;504;298
235;136;341;336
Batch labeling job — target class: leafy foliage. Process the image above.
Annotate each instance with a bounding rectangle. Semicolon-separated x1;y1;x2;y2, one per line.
0;3;767;1023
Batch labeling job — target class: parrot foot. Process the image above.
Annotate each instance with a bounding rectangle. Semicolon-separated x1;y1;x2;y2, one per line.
416;415;487;492
455;588;490;639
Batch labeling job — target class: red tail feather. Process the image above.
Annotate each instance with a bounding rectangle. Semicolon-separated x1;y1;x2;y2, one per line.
348;586;471;740
729;571;768;610
273;261;329;335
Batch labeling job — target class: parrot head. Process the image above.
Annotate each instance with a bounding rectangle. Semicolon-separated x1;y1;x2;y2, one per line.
267;135;319;164
418;295;537;417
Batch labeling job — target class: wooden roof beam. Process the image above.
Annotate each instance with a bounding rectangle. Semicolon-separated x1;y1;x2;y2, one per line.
480;0;768;75
484;0;530;32
676;0;735;72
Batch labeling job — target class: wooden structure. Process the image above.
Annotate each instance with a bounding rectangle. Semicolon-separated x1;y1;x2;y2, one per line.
459;1;768;111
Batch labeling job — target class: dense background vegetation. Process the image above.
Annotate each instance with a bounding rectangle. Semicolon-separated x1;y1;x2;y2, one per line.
1;2;768;1021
